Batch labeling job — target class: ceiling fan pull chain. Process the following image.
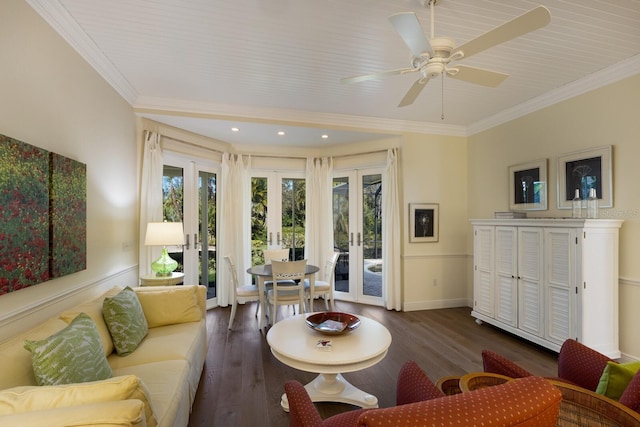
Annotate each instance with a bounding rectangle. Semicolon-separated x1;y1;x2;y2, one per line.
441;74;445;120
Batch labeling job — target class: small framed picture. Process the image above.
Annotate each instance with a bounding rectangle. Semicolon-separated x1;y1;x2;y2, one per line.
557;145;612;209
409;203;439;243
508;159;548;211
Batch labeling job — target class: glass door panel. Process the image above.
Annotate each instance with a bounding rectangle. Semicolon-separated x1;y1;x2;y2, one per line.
281;178;305;261
251;176;269;266
361;174;382;299
332;170;382;305
198;171;217;298
162;156;218;303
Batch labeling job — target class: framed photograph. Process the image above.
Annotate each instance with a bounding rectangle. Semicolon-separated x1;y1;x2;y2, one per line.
409;203;439;243
557;145;612;209
508;159;548;211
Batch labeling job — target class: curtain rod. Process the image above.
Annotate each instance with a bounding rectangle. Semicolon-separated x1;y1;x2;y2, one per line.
147;129;394;160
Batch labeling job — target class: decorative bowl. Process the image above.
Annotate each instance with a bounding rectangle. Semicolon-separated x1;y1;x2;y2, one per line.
305;312;360;335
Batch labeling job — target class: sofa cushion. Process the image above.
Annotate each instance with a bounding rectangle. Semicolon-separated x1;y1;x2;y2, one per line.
0;399;147;427
0;374;155;427
108;320;207;402
481;349;533;378
23;313;112;386
596;361;640;401
103;287;148;356
135;285;203;328
113;360;191;427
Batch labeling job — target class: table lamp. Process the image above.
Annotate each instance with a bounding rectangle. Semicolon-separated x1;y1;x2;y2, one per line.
144;222;184;276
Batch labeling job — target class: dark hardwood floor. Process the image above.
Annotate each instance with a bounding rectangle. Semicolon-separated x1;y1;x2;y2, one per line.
188;300;559;427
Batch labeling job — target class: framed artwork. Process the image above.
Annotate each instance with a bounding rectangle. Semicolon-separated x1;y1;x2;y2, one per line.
409;203;439;243
557;145;612;209
508;159;548;211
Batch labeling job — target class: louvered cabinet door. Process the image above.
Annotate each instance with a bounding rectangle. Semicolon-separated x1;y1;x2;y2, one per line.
495;227;518;327
545;228;576;346
473;226;495;318
517;228;544;337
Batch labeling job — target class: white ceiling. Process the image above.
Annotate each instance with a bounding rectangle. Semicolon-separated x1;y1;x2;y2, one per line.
28;0;640;147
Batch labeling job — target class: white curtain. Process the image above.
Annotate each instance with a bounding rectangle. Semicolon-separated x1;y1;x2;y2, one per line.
382;148;402;310
304;157;334;280
218;153;251;307
138;131;164;277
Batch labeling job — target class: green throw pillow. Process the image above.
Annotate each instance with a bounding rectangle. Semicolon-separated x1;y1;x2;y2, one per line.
103;287;148;356
24;313;112;386
596;360;640;401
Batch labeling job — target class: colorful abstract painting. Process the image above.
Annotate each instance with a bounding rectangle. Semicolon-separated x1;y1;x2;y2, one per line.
0;134;86;295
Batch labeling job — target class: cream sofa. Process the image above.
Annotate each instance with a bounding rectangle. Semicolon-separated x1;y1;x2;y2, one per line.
0;285;208;427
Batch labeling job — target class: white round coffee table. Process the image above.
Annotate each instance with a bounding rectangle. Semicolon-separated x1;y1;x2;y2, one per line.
266;313;392;411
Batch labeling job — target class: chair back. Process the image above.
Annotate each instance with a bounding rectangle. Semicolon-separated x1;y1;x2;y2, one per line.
271;259;306;284
322;251;340;283
264;248;290;264
224;256;239;289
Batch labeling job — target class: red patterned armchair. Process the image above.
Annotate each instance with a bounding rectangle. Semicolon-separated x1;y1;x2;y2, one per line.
482;338;640;413
284;361;562;427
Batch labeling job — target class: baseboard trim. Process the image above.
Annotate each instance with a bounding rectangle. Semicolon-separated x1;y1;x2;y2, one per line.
404;298;469;312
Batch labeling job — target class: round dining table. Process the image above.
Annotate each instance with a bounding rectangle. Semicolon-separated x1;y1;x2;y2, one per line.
247;263;319;329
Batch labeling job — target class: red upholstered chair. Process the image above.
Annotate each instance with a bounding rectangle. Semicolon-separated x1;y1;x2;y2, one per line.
284;380;368;427
357;376;562;427
285;360;445;426
481;349;535;378
619;371;640;413
395;360;444;405
556;338;612;391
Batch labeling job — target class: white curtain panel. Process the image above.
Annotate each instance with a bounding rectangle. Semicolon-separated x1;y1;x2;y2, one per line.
304;157;334;279
219;153;251;306
138;131;164;276
382;148;402;311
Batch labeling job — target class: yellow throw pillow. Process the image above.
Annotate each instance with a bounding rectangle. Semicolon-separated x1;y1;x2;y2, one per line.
135;286;203;328
0;374;156;427
596;361;640;401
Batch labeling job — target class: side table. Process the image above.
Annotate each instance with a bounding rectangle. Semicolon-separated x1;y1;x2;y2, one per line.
139;272;184;286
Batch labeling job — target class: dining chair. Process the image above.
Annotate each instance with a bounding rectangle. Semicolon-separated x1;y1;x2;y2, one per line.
304;251;339;312
224;256;260;330
263;248;290;264
266;259;307;325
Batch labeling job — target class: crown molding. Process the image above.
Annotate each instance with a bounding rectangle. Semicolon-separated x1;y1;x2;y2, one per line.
467;54;640;136
26;0;138;104
134;96;468;137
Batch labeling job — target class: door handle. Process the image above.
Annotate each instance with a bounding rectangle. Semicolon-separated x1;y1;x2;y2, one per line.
349;232;354;246
185;234;190;250
277;232;281;245
269;232;273;246
357;232;362;247
194;233;199;250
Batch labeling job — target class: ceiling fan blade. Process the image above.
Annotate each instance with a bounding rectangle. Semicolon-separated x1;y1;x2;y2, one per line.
389;12;431;58
341;68;414;84
448;65;509;87
398;77;431;107
452;6;551;59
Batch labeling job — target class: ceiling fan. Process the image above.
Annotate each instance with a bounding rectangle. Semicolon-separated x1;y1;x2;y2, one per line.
342;1;551;108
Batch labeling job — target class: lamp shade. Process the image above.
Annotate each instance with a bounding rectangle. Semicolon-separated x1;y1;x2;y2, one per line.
144;222;184;246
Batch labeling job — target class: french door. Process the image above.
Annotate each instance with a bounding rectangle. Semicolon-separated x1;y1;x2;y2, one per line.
162;153;218;304
250;172;305;266
333;169;383;306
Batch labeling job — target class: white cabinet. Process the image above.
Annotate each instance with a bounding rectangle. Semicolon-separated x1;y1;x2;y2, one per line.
471;219;622;358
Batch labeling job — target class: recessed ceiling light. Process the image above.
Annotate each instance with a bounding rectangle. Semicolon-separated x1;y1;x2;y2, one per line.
321;134;329;139
278;131;285;136
231;127;239;132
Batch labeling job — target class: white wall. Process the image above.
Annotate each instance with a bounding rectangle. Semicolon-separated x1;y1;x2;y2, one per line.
467;74;640;359
0;0;138;341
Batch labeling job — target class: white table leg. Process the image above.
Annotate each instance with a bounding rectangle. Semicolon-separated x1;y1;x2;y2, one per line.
258;276;267;330
280;373;379;412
